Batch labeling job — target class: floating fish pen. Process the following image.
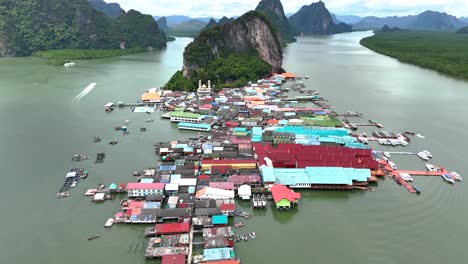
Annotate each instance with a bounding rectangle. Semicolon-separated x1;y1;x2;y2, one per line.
372;131;398;139
57;168;87;198
95;153;105;163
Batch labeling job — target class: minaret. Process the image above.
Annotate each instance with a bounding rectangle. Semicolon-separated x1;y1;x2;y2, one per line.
199;80;202;89
208;80;211;89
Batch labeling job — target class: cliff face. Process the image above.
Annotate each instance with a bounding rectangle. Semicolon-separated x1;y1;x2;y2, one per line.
183;11;282;78
0;0;166;57
289;1;352;34
255;0;295;43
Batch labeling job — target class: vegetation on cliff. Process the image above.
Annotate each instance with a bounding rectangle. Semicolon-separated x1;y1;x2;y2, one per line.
165;11;283;91
166;52;273;91
0;0;166;58
361;31;468;80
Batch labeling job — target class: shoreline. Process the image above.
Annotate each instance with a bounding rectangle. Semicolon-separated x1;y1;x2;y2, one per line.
360;31;468;82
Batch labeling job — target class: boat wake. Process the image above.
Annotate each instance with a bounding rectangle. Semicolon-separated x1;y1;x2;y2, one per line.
73;82;96;102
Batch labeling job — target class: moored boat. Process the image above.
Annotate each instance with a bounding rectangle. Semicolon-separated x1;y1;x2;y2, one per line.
383;152;391;159
422;150;432;158
249;232;257;239
104;218;114;228
388;161;397;170
441;174;455;184
451;172;463;181
413;185;421;194
88;234;100;240
234;222;244;228
417;151;429;161
426;164;436;172
399;172;413;182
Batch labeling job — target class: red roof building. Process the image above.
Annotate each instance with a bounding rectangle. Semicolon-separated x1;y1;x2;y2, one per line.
220;203;236;212
209;182;234;190
162;254;186;264
127;182;165;198
271;184;301;203
253;143;379;170
127;183;165;190
155;223;190;235
199;104;213;111
228;174;262;186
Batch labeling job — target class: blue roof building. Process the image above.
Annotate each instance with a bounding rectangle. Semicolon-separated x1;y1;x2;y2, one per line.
261;166;371;187
212;215;228;225
203;248;235;261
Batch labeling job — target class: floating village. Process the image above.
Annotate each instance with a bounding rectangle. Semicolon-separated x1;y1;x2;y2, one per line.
59;73;463;264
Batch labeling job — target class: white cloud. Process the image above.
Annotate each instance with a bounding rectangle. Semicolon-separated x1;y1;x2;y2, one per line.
113;0;468;18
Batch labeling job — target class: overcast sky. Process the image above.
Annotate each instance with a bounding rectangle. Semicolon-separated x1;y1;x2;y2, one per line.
114;0;468;18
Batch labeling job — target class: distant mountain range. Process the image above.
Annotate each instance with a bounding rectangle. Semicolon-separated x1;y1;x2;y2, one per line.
354;11;467;30
169;19;208;31
332;14;363;24
153;15;215;26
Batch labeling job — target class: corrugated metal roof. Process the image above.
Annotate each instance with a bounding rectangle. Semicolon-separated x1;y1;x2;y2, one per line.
127;182;165;190
269;167;371;185
154;223;189;234
203;248;234;261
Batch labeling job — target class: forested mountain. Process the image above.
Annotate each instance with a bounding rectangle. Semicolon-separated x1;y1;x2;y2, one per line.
0;0;167;57
165;11;283;90
355;11;467;29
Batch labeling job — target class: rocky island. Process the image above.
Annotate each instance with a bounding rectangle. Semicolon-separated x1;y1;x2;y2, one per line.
0;0;168;64
165;11;283;91
289;1;352;35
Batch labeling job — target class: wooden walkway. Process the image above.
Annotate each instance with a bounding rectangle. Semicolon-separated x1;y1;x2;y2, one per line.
187;224;194;264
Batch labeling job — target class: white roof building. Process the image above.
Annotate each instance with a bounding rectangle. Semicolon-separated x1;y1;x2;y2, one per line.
238;185;252;200
195;187;235;200
170;178;197;186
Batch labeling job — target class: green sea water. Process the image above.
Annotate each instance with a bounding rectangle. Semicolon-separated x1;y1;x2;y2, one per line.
0;32;467;264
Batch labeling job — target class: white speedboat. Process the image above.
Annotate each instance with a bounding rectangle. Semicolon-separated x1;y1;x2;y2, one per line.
388;161;397;170
417;152;429;161
382;156;389;162
422;150;432;158
441;174;455;184
426;164;436;172
383;152;391;159
399;172;413;182
451;172;463;181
